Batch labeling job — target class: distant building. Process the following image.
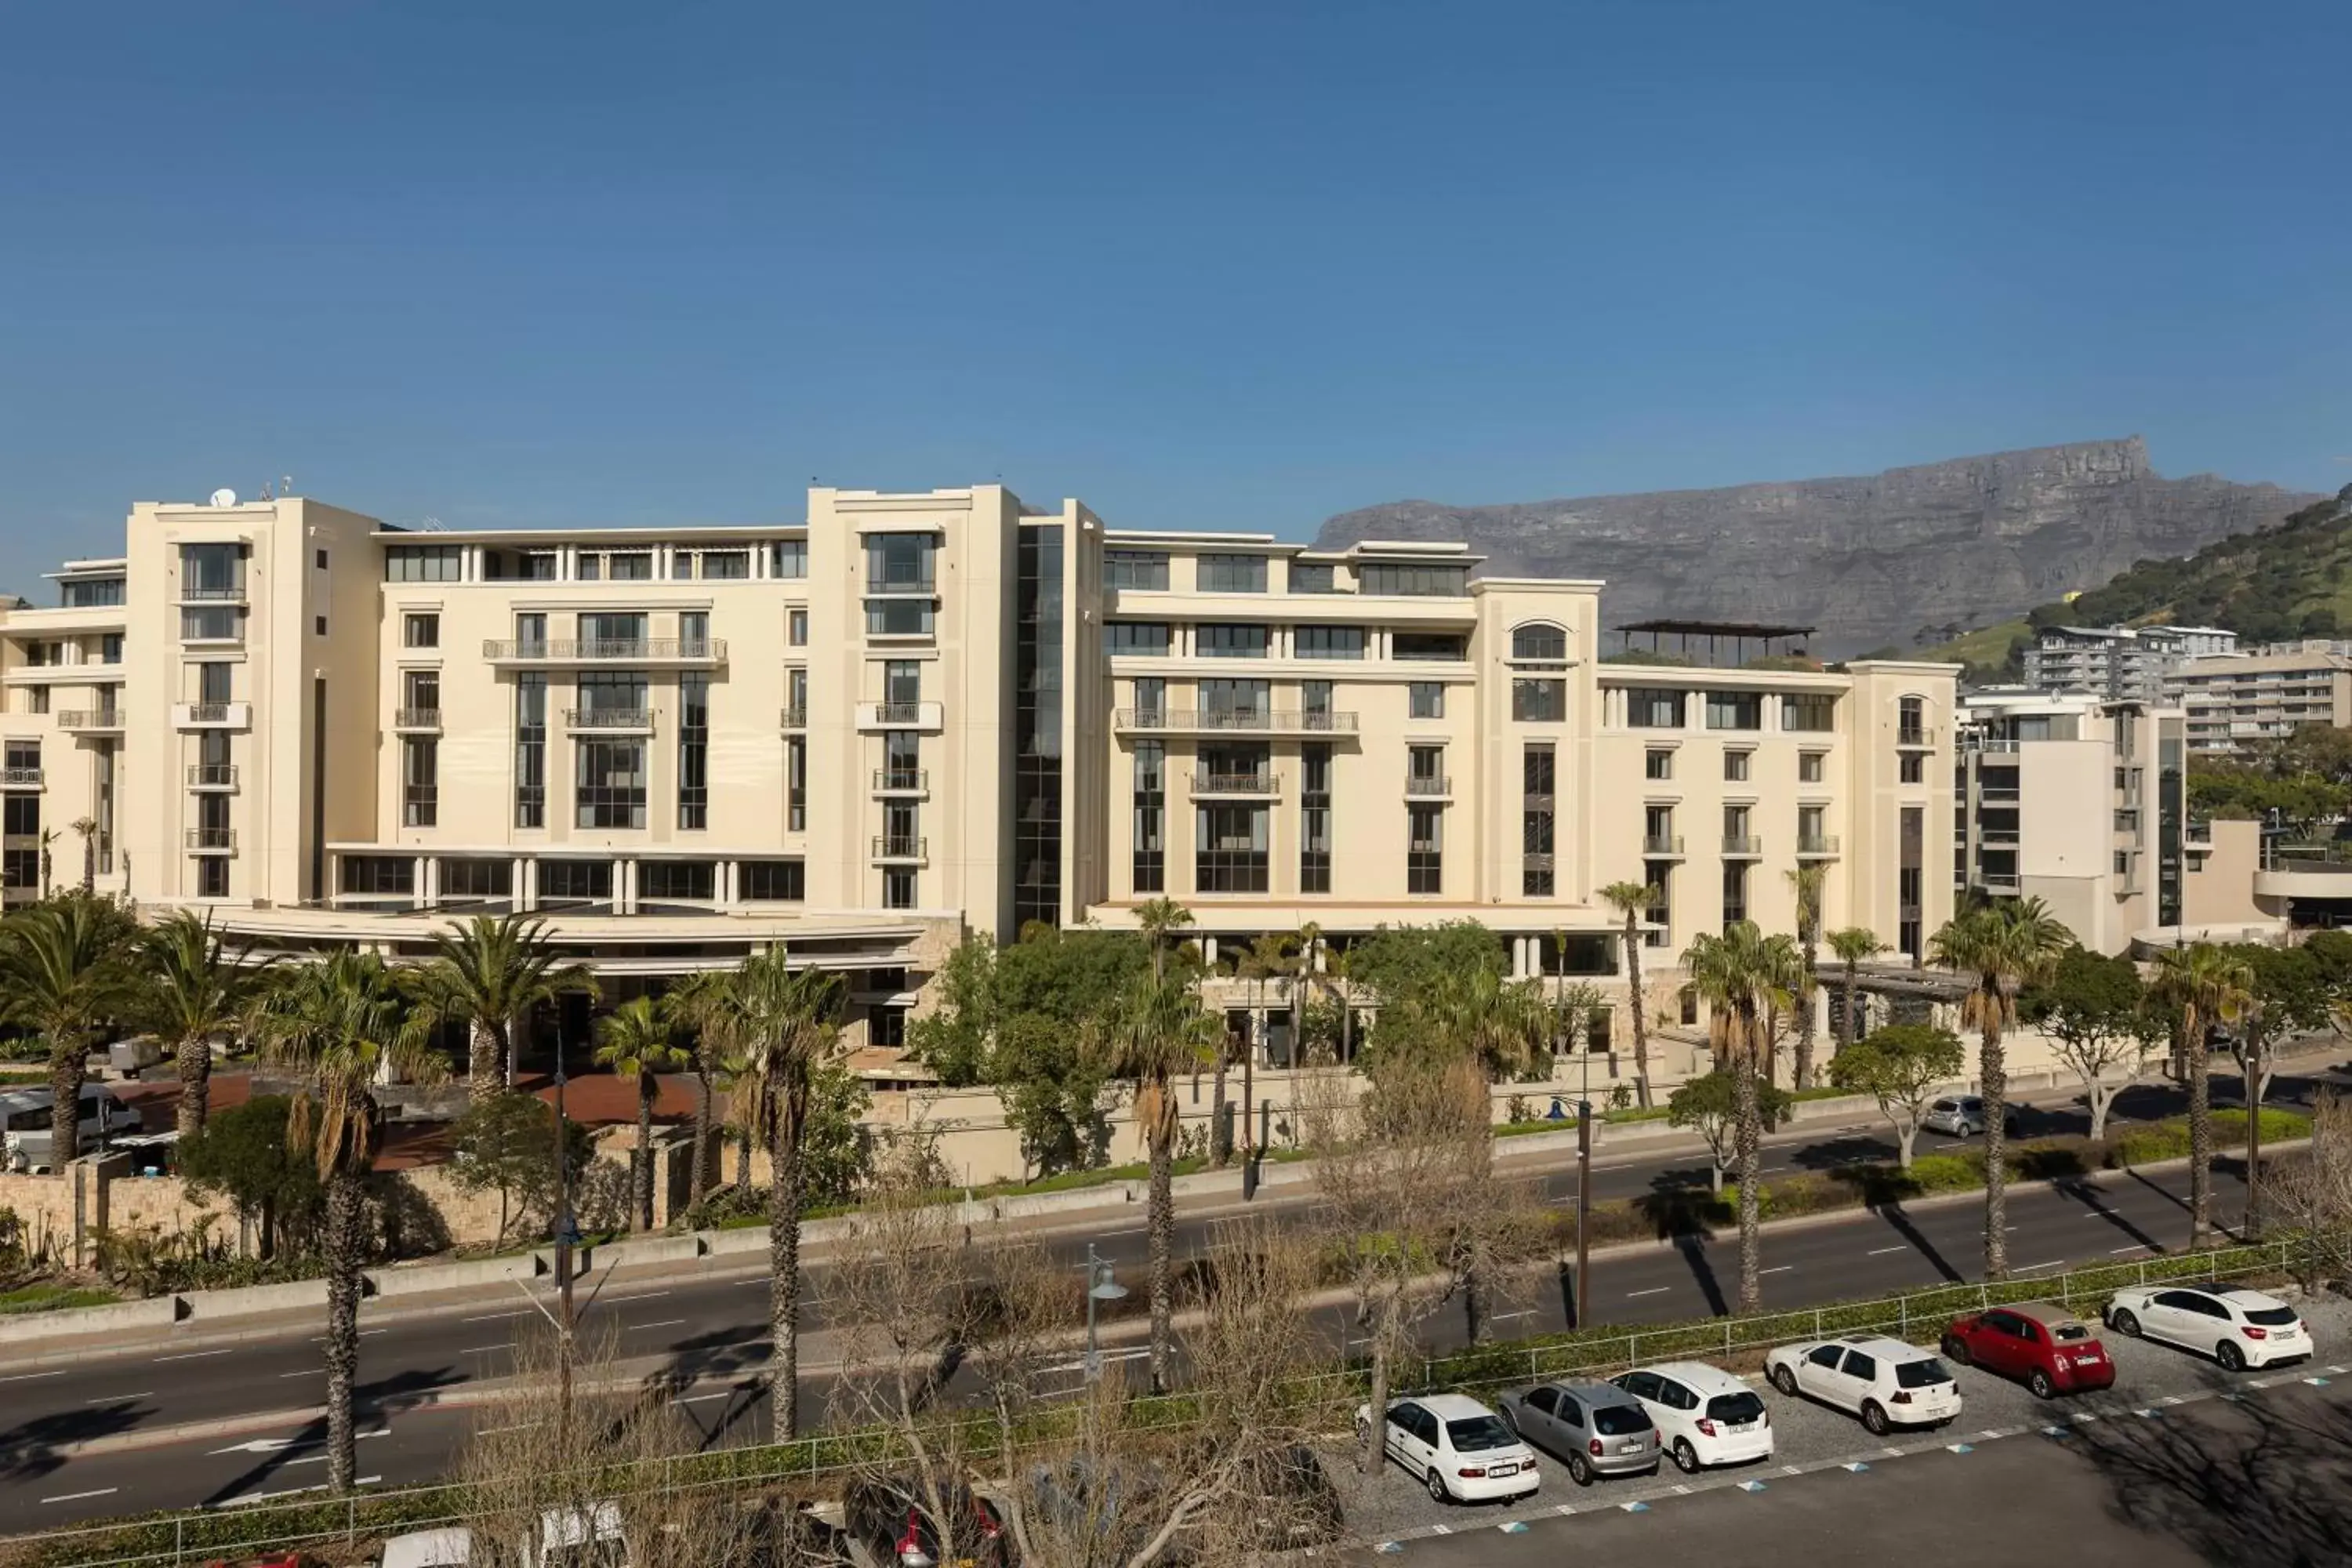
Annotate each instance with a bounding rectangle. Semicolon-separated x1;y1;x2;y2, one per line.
2165;638;2352;756
2021;624;2236;703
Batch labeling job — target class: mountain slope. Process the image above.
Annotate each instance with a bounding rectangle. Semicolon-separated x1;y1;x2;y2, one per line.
1312;438;2322;657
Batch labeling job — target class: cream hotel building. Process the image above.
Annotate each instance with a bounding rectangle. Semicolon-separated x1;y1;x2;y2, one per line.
0;485;1957;1054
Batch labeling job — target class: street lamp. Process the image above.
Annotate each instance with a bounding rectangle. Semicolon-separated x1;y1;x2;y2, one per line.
552;1025;579;1412
1081;1243;1127;1381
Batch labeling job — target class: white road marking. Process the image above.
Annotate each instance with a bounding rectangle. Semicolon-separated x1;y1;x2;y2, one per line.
1867;1245;1907;1256
1093;1227;1148;1238
459;1309;533;1324
310;1330;387;1341
671;1391;738;1405
222;1477;379;1506
459;1345;510;1356
2014;1260;2066;1273
629;1319;686;1332
1759;1265;1795;1276
278;1370;319;1379
2110;1243;2151;1254
1490;1311;1535;1322
40;1489;118;1505
153;1349;234;1363
86;1392;153;1403
1625;1287;1671;1298
0;1370;67;1385
593;1290;674;1306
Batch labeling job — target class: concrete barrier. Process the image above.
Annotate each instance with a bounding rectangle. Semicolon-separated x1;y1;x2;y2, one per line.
585;1235;705;1272
703;1225;772;1258
0;1294;182;1344
368;1253;543;1299
180;1279;328;1319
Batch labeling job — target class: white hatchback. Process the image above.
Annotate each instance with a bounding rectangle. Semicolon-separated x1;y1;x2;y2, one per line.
2105;1283;2313;1371
1766;1334;1963;1435
1610;1362;1773;1472
1356;1392;1541;1504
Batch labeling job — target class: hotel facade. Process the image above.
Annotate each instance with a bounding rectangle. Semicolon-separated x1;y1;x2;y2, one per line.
0;485;1959;1054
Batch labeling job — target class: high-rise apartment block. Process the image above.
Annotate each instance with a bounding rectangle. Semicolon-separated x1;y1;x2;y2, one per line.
2165;638;2352;756
2023;623;2236;703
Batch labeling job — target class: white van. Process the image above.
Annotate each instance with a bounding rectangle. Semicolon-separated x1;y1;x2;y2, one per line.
0;1084;140;1171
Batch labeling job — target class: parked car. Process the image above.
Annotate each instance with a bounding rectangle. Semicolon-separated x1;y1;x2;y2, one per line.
376;1503;627;1568
1766;1334;1963;1434
1356;1392;1541;1504
1922;1094;2017;1138
2105;1283;2313;1371
1941;1302;2115;1398
1610;1362;1773;1472
844;1474;1012;1568
0;1083;140;1172
1497;1379;1659;1484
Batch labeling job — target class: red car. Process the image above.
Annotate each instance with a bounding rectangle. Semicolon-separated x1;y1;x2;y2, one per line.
1942;1302;2116;1399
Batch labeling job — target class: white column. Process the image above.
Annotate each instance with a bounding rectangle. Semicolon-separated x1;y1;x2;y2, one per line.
514;857;532;912
412;857;427;907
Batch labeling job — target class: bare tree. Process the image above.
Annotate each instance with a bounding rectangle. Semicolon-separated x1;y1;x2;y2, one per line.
2263;1091;2352;1292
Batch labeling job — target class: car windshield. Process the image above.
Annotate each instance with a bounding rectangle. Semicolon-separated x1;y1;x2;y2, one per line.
1895;1359;1953;1388
1592;1406;1650;1436
2242;1306;2298;1327
1446;1417;1515;1452
2049;1323;2093;1342
1706;1392;1766;1422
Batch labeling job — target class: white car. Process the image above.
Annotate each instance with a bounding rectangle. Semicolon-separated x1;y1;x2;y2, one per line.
1356;1392;1541;1504
1765;1334;1963;1435
2105;1283;2312;1371
0;1084;140;1172
1610;1361;1773;1472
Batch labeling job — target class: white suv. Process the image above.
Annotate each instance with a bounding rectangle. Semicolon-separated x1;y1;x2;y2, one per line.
2105;1283;2313;1371
1610;1362;1772;1472
1356;1392;1541;1504
1766;1334;1962;1434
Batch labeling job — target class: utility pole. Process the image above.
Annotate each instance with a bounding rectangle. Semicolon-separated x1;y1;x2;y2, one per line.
552;1025;579;1415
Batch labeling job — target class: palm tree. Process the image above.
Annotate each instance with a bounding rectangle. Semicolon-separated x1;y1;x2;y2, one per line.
2150;943;2255;1248
1419;958;1548;1341
249;952;443;1492
1927;896;2070;1280
661;970;731;1207
1235;932;1299;1163
37;827;57;898
1682;920;1806;1312
702;946;842;1439
137;911;265;1138
1598;881;1661;1109
1290;921;1322;1066
69;816;99;895
595;996;692;1232
1825;927;1886;1054
1784;862;1828;1089
408;914;593;1106
1135;896;1193;981
1093;964;1218;1392
0;897;137;1165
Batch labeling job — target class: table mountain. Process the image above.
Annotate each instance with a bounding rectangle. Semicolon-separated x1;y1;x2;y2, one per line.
1312;437;2322;657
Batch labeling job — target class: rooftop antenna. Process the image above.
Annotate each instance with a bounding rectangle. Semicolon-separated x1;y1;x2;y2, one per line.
259;480;274;502
419;516;445;532
281;474;294;496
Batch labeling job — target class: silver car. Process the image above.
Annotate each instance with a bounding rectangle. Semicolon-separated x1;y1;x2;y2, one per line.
1497;1378;1660;1484
1922;1094;2017;1138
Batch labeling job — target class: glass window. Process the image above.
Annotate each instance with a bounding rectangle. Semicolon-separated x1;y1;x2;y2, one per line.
1131;676;1166;719
1197;624;1269;659
1200;679;1269;720
339;856;415;895
537;859;613;904
1646;748;1673;780
574;739;648;829
402;737;438;827
1524;746;1555;796
1134;740;1166;894
1294;626;1365;660
1900;752;1926;784
771;539;808;579
787;736;807;832
403;613;439;648
865;533;938;591
1512;623;1569;662
1783;693;1836;732
63;578;125;608
1358;561;1469;597
789;609;808;646
641;860;716;902
1195;803;1270;892
1105;550;1171;591
1705;691;1762;731
1406;804;1443;893
180;605;242;642
1724;750;1751;782
1196;554;1267;593
1106;622;1171;656
1512;678;1566;722
678;673;710;830
439;858;513;902
515;674;547;829
579;611;646;650
100;633;123;664
197;662;233;702
1799;751;1825;783
1409;682;1445;720
607;551;652;581
866;600;935;636
1300;740;1332;894
383;544;461;583
1392;632;1468;661
1288;561;1338;594
740;859;805;901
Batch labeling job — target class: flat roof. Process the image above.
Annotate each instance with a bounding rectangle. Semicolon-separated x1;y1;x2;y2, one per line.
1613;618;1816;638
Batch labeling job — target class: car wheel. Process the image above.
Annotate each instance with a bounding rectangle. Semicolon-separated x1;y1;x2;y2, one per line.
2110;1308;2141;1339
1770;1364;1798;1396
1672;1437;1700;1473
2216;1341;2247;1373
1426;1469;1450;1504
2028;1369;2056;1400
1567;1453;1594;1487
1861;1401;1889;1436
1943;1335;1971;1366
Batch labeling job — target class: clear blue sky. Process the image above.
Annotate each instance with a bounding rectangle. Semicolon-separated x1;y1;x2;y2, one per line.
2;0;2346;591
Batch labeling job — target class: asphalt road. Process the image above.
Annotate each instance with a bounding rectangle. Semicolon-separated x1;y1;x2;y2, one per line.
0;1065;2318;1537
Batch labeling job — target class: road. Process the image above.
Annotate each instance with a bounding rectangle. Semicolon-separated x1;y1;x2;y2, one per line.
0;1065;2317;1536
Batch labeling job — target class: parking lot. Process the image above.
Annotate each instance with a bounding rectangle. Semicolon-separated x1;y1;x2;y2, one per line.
1316;1287;2352;1548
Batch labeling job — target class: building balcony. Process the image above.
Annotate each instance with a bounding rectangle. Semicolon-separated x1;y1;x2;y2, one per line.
564;708;655;734
178;584;246;604
1191;771;1281;797
864;574;938;597
1404;775;1452;798
1896;724;1937;748
1641;834;1686;858
0;768;42;789
1113;707;1359;736
870;835;928;864
482;638;727;666
2185;821;2214;850
1722;835;1764;858
56;710;124;734
855;700;945;733
779;705;807;730
1977;786;2020;804
1978;828;2021;845
1795;834;1841;858
393;708;442;731
871;768;930;797
187;764;239;790
184;828;238;853
1976;871;2022;895
172;702;252;730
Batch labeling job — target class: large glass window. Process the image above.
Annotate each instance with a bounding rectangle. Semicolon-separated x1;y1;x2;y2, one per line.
383;544;460;583
771;539;808;579
1288;562;1339;594
538;859;613;906
574;740;648;829
1196;554;1267;593
439;858;513;905
1406;804;1444;894
1409;682;1445;720
741;859;804;901
641;861;717;902
1295;626;1366;660
1359;561;1469;597
1512;623;1569;662
404;613;440;649
1512;678;1566;721
1106;622;1171;656
1782;693;1836;732
1392;632;1468;661
1625;688;1686;728
1301;742;1333;894
1197;623;1269;659
866;600;935;636
575;672;649;724
1133;741;1165;894
1200;679;1270;723
1722;861;1748;929
515;675;547;829
1196;804;1269;893
678;673;710;829
180;605;242;642
64;578;125;608
864;532;938;591
1705;691;1763;731
787;737;808;832
402;737;438;827
1105;550;1170;590
341;856;415;896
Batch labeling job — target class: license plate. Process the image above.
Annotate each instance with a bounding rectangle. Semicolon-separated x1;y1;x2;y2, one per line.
1618;1441;1646;1454
1489;1463;1518;1478
1729;1421;1755;1432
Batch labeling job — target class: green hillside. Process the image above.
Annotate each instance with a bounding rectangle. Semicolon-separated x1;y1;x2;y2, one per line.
1909;485;2352;681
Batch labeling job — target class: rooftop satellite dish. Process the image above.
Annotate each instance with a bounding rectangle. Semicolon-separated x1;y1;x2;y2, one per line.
209;488;238;508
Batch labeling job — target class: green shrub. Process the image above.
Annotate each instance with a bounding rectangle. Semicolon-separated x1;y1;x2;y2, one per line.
0;1283;118;1316
2107;1108;2310;1167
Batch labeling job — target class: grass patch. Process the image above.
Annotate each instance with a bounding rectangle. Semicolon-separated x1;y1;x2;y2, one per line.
0;1283;119;1316
2107;1107;2309;1167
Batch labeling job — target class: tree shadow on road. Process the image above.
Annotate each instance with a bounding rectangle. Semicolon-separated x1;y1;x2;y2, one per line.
1867;1201;1964;1284
2065;1387;2352;1566
197;1367;456;1508
2053;1178;2167;1254
1631;1184;1730;1317
0;1399;151;1486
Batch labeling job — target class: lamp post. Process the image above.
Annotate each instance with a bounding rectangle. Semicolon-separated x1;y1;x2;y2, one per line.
1081;1243;1127;1381
551;1025;580;1414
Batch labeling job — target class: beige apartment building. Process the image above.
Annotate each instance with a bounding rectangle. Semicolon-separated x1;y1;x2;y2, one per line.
2166;638;2352;756
0;485;1959;1060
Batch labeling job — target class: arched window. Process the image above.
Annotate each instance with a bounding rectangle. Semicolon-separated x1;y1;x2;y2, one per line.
1512;622;1569;662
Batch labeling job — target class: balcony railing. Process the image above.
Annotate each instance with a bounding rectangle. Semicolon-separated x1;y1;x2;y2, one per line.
184;828;237;851
174;702;251;728
779;705;807;729
1113;707;1359;734
393;708;442;730
187;764;238;788
1722;835;1764;856
870;836;927;861
870;702;930;725
1191;771;1279;796
872;769;929;793
179;584;246;602
482;638;725;662
1642;834;1686;856
1896;724;1936;747
0;768;42;789
866;573;938;595
564;708;655;731
1795;834;1841;857
1404;775;1452;797
56;710;123;731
